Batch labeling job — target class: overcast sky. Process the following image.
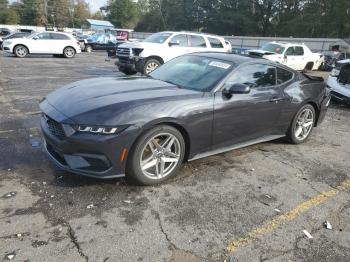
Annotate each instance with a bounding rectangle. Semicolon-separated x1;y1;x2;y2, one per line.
87;0;107;13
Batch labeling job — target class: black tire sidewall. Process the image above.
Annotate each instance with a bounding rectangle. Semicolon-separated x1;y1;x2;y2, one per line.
63;47;75;58
126;125;185;185
288;104;316;144
14;45;27;58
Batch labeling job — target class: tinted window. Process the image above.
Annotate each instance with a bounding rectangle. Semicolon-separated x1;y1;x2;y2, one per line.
37;33;52;39
228;64;277;88
170;34;188;47
190;35;207;48
143;32;172;44
277;67;293;84
208;37;224;48
261;43;285;54
285;46;304;56
150;55;233;91
51;33;70;40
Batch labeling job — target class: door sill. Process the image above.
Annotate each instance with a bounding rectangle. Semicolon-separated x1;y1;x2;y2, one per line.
189;135;285;161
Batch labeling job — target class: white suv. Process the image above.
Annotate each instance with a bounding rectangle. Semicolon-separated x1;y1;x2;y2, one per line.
2;32;81;58
248;42;323;71
116;31;232;75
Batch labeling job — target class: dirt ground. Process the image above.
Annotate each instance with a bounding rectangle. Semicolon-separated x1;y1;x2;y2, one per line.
0;51;350;262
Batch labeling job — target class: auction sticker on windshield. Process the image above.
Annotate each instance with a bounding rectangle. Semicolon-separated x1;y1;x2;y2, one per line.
209;61;231;69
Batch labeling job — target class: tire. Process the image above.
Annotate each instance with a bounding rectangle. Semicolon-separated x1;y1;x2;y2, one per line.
143;58;162;75
287;104;316;144
126;125;186;185
63;47;76;58
303;62;314;72
85;45;92;53
14;45;28;58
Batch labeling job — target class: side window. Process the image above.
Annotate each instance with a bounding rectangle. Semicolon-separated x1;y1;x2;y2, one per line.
285;47;295;56
190;35;207;48
295;46;304;56
277;67;293;84
37;33;52;40
51;33;70;40
208;37;224;48
169;34;188;47
227;64;277;88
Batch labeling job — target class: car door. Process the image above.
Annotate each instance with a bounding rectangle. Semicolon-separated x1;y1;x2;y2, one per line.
50;33;70;54
284;46;306;70
213;63;284;149
31;32;52;53
164;34;190;61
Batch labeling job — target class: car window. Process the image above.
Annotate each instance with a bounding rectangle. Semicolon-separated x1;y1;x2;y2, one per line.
169;34;188;47
277;67;293;84
51;33;70;40
143;32;172;44
37;33;52;40
285;46;304;56
208;37;224;48
150;55;234;92
227;64;277;88
190;35;207;48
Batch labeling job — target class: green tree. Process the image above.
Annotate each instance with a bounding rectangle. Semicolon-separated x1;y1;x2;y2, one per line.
106;0;138;28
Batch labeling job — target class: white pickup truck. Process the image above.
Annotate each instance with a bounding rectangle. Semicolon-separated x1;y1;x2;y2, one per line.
248;42;323;71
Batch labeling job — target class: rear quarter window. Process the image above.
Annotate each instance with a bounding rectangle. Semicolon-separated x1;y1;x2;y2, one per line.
51;33;70;40
190;35;207;48
277;67;294;84
208;37;224;48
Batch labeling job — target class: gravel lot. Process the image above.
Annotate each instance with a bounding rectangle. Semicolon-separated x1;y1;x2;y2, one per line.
0;51;350;262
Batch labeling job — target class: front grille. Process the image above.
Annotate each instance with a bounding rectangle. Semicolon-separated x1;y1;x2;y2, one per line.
44;114;66;139
46;142;67;166
116;47;130;56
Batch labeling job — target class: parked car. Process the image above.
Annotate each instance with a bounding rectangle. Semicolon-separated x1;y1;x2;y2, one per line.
0;28;11;37
2;32;81;58
106;29;134;57
248;42;323;71
82;33;117;52
115;31;232;75
0;32;31;50
327;59;350;105
319;51;350;71
40;53;330;185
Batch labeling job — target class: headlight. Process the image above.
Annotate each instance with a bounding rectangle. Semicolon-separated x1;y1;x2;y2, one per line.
75;125;124;135
331;69;340;77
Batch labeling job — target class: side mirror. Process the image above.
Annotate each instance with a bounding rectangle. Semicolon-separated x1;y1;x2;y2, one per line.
222;83;251;98
33;36;39;40
168;41;180;47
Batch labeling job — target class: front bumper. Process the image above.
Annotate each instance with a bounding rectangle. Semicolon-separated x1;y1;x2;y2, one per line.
316;92;331;126
327;76;350;104
40;104;140;179
115;55;145;73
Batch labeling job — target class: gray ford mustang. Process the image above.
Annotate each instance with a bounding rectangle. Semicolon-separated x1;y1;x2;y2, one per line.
40;53;330;185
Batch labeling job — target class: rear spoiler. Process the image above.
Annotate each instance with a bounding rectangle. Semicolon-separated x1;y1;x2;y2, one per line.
302;73;324;82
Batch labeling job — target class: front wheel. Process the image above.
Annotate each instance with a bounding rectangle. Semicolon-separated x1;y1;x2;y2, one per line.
126;125;185;185
85;45;92;53
143;58;161;75
14;45;28;58
63;47;76;58
287;104;316;144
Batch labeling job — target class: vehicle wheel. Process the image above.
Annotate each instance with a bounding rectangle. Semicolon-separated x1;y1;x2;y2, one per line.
143;58;161;75
287;104;316;144
304;62;314;72
14;45;28;58
63;47;76;58
119;67;137;75
126;125;185;185
85;45;92;53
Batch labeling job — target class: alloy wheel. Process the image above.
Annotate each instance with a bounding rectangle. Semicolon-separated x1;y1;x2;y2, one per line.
140;133;181;180
64;48;75;58
145;62;159;74
15;46;27;57
294;108;314;141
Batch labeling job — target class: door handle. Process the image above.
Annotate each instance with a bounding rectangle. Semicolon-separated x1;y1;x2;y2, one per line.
270;97;285;103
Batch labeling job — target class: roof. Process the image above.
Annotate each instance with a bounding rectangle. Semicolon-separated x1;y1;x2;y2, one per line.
85;19;114;27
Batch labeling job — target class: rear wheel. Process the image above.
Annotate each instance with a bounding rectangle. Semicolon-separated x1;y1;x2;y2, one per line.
14;45;28;58
143;58;161;75
287;104;316;144
126;125;185;185
63;47;76;58
304;62;314;72
85;45;92;53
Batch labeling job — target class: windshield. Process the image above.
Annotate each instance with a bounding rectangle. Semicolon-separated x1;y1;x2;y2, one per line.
150;55;234;91
261;43;285;54
143;32;172;44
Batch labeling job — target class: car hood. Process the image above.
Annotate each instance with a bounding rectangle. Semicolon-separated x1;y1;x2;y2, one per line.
118;41;164;49
43;76;202;124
